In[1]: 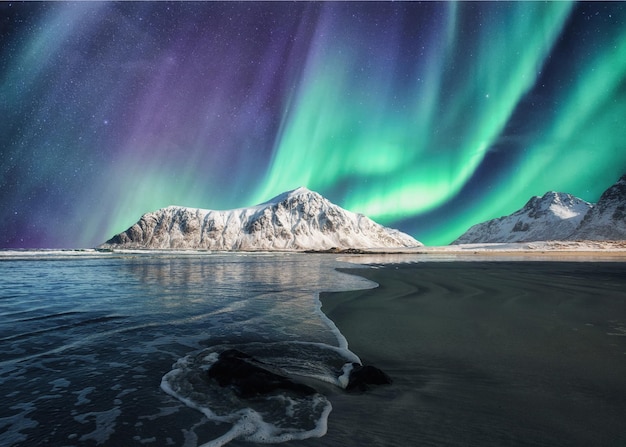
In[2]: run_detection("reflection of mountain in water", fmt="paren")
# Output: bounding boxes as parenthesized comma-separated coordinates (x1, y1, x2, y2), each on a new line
(125, 254, 384, 445)
(0, 253, 378, 446)
(123, 255, 376, 346)
(121, 254, 376, 347)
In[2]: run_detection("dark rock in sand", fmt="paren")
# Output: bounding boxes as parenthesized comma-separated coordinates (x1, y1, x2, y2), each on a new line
(346, 363, 393, 392)
(207, 349, 392, 397)
(207, 349, 317, 398)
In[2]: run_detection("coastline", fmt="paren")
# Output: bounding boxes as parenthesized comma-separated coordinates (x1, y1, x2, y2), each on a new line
(319, 260, 626, 446)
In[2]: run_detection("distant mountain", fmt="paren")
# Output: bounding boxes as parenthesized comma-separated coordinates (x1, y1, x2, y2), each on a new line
(453, 192, 593, 244)
(454, 174, 626, 244)
(99, 187, 421, 251)
(567, 174, 626, 240)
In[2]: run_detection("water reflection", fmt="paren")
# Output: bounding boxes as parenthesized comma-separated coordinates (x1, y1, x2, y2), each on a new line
(119, 253, 376, 346)
(0, 253, 376, 447)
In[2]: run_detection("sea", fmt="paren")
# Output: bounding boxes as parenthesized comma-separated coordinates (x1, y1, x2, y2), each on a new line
(2, 251, 625, 447)
(0, 251, 375, 447)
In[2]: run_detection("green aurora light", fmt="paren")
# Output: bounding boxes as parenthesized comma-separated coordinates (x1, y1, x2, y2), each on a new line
(2, 2, 626, 247)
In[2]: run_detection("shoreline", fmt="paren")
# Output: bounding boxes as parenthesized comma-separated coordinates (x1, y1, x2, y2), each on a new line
(319, 261, 626, 446)
(4, 239, 626, 257)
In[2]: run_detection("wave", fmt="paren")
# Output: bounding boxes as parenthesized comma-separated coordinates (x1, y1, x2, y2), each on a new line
(161, 341, 361, 446)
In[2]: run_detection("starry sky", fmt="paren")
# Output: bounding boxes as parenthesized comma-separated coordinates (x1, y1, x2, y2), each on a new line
(1, 1, 626, 248)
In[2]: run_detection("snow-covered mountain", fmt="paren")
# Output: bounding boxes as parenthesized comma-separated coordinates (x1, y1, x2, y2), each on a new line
(567, 174, 626, 240)
(453, 191, 593, 244)
(99, 187, 421, 251)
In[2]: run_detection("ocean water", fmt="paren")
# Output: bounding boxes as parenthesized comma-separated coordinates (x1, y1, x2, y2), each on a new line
(3, 252, 626, 447)
(0, 252, 375, 447)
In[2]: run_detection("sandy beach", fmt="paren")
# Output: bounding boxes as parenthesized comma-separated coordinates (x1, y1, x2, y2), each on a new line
(317, 260, 626, 446)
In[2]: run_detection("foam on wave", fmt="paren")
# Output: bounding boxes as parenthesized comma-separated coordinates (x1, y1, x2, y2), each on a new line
(161, 341, 360, 446)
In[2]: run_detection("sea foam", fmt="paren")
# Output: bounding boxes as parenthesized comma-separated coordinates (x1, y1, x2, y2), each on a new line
(161, 341, 361, 446)
(0, 253, 377, 446)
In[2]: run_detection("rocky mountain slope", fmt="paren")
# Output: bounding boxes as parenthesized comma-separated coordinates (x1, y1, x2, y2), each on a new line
(453, 192, 592, 244)
(567, 174, 626, 240)
(99, 187, 421, 251)
(454, 174, 626, 244)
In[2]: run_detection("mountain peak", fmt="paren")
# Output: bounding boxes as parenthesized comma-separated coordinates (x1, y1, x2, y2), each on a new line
(454, 173, 626, 244)
(99, 188, 421, 251)
(289, 186, 314, 196)
(454, 191, 592, 244)
(568, 174, 626, 240)
(263, 187, 318, 205)
(523, 191, 591, 220)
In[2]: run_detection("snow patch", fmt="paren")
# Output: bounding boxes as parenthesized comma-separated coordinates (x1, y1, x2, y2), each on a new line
(99, 188, 422, 251)
(454, 191, 592, 244)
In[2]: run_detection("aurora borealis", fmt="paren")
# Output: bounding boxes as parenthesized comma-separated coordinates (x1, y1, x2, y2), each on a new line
(1, 2, 626, 248)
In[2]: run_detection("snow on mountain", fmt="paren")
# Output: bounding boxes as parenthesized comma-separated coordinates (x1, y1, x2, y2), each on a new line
(453, 191, 593, 244)
(99, 187, 422, 251)
(567, 174, 626, 240)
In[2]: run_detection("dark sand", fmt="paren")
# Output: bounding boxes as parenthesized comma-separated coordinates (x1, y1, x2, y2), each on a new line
(315, 262, 626, 447)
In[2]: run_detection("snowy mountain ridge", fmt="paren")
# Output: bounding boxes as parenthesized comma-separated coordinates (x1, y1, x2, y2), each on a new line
(568, 174, 626, 240)
(99, 187, 421, 251)
(454, 174, 626, 244)
(453, 192, 592, 244)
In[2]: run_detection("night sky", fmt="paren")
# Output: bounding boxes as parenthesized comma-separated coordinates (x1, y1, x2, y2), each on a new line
(1, 1, 625, 248)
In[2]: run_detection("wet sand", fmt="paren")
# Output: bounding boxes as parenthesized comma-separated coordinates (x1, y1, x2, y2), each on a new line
(317, 261, 626, 446)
